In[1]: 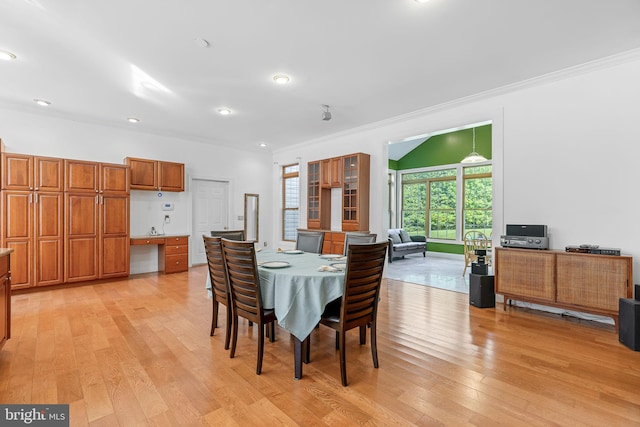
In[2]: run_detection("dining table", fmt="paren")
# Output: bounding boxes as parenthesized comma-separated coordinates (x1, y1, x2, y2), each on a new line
(206, 248, 346, 379)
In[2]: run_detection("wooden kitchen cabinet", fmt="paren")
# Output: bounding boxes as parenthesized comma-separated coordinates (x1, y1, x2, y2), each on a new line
(320, 157, 343, 189)
(1, 154, 64, 289)
(0, 250, 12, 350)
(125, 157, 184, 192)
(65, 162, 130, 282)
(322, 231, 345, 255)
(1, 153, 130, 288)
(160, 236, 189, 273)
(2, 153, 63, 192)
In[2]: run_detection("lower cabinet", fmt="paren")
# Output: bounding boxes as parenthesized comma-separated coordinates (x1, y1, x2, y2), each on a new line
(130, 236, 189, 274)
(65, 193, 130, 282)
(322, 232, 345, 255)
(160, 236, 189, 273)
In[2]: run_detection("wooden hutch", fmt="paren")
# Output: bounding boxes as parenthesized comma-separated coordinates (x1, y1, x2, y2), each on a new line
(305, 153, 370, 254)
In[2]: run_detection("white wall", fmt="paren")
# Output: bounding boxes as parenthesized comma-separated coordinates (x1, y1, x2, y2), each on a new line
(0, 109, 274, 273)
(272, 50, 640, 283)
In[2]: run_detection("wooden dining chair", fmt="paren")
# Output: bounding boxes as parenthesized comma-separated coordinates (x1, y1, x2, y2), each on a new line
(343, 232, 377, 255)
(202, 236, 232, 349)
(319, 241, 388, 386)
(462, 230, 489, 276)
(211, 229, 245, 241)
(220, 238, 276, 375)
(295, 230, 325, 253)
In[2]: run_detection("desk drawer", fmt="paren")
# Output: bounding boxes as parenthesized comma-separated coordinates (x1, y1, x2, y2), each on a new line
(165, 244, 188, 255)
(166, 236, 189, 245)
(131, 237, 165, 245)
(165, 254, 188, 273)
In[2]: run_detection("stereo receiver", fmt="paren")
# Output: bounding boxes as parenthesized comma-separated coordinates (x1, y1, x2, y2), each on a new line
(500, 235, 549, 250)
(500, 224, 549, 249)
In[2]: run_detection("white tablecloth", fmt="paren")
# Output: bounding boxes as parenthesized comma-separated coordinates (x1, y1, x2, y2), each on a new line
(206, 250, 345, 340)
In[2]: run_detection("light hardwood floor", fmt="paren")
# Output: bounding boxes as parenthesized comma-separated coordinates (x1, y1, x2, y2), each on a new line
(1, 265, 639, 426)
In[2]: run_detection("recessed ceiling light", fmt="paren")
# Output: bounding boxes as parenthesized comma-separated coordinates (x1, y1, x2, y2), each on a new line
(194, 38, 210, 48)
(127, 117, 140, 123)
(217, 108, 232, 116)
(258, 142, 267, 148)
(33, 99, 50, 107)
(273, 74, 290, 84)
(0, 50, 16, 61)
(415, 0, 429, 3)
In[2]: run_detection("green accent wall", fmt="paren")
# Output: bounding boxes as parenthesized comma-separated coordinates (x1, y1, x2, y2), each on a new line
(388, 124, 492, 169)
(388, 124, 492, 254)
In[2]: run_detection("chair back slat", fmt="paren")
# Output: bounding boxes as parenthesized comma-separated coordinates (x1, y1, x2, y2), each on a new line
(221, 239, 263, 322)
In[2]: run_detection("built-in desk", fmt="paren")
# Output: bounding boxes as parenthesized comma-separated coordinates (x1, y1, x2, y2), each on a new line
(130, 235, 189, 273)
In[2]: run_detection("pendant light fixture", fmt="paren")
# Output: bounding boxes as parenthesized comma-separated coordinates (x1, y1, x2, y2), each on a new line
(460, 127, 487, 163)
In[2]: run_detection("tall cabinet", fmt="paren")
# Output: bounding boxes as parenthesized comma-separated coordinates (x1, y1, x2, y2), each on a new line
(1, 154, 64, 289)
(306, 153, 370, 232)
(64, 160, 129, 283)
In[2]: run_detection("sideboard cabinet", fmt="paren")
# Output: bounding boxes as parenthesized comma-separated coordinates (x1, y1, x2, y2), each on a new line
(495, 247, 632, 325)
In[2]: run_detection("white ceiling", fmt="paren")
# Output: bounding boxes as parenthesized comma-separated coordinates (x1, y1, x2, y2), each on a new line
(2, 0, 640, 153)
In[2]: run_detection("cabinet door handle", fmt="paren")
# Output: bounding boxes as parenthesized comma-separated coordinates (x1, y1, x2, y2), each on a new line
(34, 193, 38, 204)
(146, 240, 150, 243)
(95, 195, 98, 204)
(28, 193, 32, 203)
(175, 246, 179, 249)
(34, 187, 39, 191)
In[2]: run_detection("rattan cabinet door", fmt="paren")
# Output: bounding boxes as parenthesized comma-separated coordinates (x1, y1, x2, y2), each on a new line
(495, 248, 555, 302)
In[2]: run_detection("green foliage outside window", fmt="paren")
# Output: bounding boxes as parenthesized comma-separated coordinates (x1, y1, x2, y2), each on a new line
(400, 165, 492, 240)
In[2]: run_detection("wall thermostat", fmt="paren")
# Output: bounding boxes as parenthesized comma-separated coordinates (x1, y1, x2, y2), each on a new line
(161, 202, 174, 211)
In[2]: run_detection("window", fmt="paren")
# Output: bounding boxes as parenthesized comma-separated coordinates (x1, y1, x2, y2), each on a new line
(402, 169, 456, 239)
(463, 165, 492, 236)
(282, 164, 299, 241)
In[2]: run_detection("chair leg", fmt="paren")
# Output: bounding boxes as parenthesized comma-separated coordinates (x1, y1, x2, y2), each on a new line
(257, 323, 265, 375)
(210, 299, 218, 336)
(230, 315, 239, 358)
(359, 325, 366, 345)
(370, 322, 379, 369)
(335, 331, 339, 350)
(304, 335, 310, 364)
(268, 321, 275, 343)
(223, 305, 232, 350)
(339, 331, 348, 386)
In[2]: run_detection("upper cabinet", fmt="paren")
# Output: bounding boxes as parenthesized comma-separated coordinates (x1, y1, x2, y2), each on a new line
(307, 153, 370, 232)
(2, 153, 63, 192)
(65, 160, 128, 194)
(125, 157, 184, 192)
(320, 157, 343, 189)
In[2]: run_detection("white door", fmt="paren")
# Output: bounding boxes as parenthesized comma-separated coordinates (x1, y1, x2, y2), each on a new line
(191, 179, 229, 265)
